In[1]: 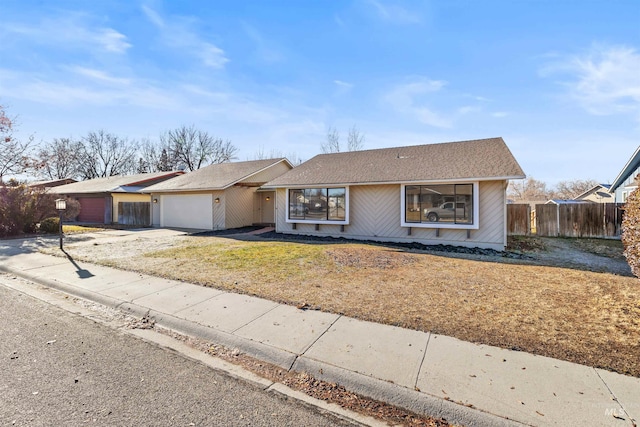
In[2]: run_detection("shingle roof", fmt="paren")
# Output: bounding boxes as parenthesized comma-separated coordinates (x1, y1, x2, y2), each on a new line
(28, 178, 77, 188)
(264, 137, 525, 187)
(144, 158, 290, 192)
(49, 171, 183, 194)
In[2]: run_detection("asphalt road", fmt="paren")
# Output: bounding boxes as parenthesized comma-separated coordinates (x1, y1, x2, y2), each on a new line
(0, 280, 359, 427)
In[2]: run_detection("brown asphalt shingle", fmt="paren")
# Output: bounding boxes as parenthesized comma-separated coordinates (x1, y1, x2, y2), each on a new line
(144, 158, 290, 192)
(49, 171, 183, 194)
(264, 137, 525, 187)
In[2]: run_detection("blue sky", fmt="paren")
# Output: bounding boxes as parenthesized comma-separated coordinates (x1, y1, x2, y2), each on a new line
(1, 0, 639, 186)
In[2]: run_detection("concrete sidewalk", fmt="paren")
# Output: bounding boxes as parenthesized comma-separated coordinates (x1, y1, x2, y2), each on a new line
(1, 235, 638, 426)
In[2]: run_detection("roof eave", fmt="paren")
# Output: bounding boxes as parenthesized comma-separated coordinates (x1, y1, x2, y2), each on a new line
(144, 186, 226, 193)
(145, 159, 290, 192)
(609, 146, 640, 193)
(263, 174, 526, 189)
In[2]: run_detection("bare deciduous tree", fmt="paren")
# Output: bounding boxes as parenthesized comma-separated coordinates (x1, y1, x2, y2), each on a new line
(0, 105, 33, 183)
(552, 179, 599, 200)
(76, 130, 138, 179)
(347, 125, 365, 151)
(321, 127, 341, 154)
(250, 147, 304, 166)
(160, 125, 237, 171)
(138, 138, 176, 173)
(321, 125, 365, 154)
(35, 137, 82, 180)
(507, 177, 551, 201)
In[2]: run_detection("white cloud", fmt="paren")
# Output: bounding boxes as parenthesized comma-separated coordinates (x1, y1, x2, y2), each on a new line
(69, 67, 132, 85)
(0, 68, 176, 109)
(491, 111, 509, 118)
(2, 15, 130, 54)
(365, 0, 421, 24)
(141, 5, 165, 28)
(94, 28, 131, 53)
(141, 5, 229, 69)
(543, 44, 640, 121)
(199, 44, 229, 69)
(413, 107, 451, 128)
(334, 80, 353, 88)
(383, 78, 451, 128)
(457, 106, 480, 115)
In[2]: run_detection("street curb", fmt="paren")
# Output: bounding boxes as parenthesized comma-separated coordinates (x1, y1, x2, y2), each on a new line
(0, 265, 125, 310)
(2, 264, 524, 427)
(0, 265, 300, 372)
(0, 274, 382, 427)
(118, 302, 299, 371)
(292, 356, 523, 427)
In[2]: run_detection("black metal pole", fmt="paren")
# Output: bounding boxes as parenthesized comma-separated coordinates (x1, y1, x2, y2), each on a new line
(59, 210, 63, 250)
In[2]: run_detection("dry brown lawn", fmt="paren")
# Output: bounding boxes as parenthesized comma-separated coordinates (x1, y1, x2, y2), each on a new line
(64, 234, 640, 377)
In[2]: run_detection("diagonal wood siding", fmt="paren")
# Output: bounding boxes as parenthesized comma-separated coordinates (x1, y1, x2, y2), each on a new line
(224, 186, 256, 229)
(349, 185, 400, 237)
(275, 181, 508, 250)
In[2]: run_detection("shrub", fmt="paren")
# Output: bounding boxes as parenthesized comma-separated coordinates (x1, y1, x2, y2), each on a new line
(39, 217, 60, 234)
(0, 182, 58, 237)
(621, 178, 640, 278)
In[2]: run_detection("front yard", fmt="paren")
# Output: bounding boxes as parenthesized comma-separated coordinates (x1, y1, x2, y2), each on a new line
(56, 232, 640, 377)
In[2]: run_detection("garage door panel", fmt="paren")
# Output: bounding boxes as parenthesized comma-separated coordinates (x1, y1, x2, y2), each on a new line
(77, 197, 105, 223)
(161, 195, 213, 229)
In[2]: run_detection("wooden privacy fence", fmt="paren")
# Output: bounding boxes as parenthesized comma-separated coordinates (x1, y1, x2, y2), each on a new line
(507, 204, 531, 236)
(118, 202, 150, 226)
(507, 203, 624, 238)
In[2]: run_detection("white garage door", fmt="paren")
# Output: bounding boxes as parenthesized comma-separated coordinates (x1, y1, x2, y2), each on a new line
(160, 194, 213, 230)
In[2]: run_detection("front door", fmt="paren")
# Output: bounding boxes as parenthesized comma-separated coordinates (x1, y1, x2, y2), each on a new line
(260, 192, 275, 225)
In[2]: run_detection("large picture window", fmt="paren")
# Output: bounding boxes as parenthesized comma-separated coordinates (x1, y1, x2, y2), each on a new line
(288, 187, 346, 222)
(405, 184, 474, 225)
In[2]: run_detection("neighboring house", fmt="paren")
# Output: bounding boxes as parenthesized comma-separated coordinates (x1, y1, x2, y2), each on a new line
(263, 137, 525, 251)
(50, 172, 184, 224)
(573, 184, 613, 203)
(28, 178, 77, 190)
(609, 145, 640, 203)
(144, 158, 293, 230)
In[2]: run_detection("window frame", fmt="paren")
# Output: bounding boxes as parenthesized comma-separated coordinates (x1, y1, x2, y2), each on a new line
(286, 186, 349, 225)
(400, 182, 480, 230)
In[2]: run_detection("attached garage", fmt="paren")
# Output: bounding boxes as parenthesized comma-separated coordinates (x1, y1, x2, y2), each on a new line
(160, 194, 213, 229)
(146, 158, 293, 231)
(77, 197, 106, 223)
